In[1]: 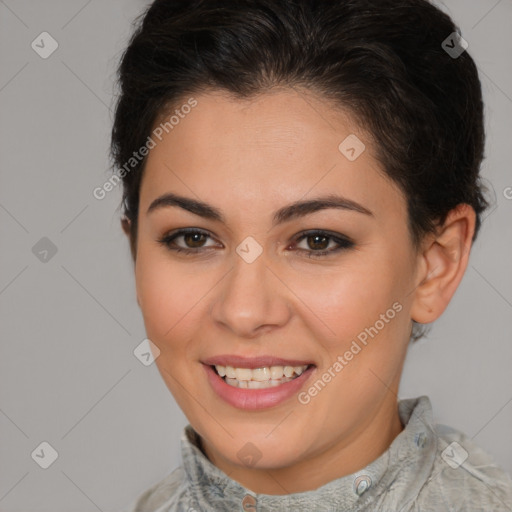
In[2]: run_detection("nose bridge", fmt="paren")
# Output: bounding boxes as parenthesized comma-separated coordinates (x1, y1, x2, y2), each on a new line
(210, 242, 290, 337)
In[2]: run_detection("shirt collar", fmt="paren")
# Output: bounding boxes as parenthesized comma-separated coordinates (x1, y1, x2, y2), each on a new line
(180, 396, 438, 511)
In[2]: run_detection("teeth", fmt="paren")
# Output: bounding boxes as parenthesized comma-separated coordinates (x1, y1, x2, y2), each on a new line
(294, 366, 305, 376)
(235, 368, 253, 381)
(225, 366, 236, 378)
(214, 364, 309, 385)
(247, 380, 266, 389)
(270, 366, 284, 379)
(225, 376, 295, 389)
(283, 366, 294, 377)
(252, 367, 271, 381)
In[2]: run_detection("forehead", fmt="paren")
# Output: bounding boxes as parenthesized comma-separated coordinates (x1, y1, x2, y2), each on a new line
(139, 88, 406, 224)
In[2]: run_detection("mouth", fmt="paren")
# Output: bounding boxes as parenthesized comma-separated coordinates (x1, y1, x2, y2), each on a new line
(211, 363, 313, 389)
(201, 355, 317, 409)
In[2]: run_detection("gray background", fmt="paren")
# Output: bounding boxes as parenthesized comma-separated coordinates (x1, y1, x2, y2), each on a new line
(0, 1, 511, 510)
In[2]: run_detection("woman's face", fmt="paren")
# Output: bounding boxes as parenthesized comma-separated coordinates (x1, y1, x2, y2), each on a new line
(133, 88, 422, 484)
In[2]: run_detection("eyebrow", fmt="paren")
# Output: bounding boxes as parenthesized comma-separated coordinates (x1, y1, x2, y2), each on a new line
(146, 192, 374, 226)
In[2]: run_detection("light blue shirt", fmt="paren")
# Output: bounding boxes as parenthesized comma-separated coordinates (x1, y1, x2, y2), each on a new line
(130, 396, 512, 511)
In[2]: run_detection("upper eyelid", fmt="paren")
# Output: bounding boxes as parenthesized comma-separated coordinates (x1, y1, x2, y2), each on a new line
(162, 228, 353, 248)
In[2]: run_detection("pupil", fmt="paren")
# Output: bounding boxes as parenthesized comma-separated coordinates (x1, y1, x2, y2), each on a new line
(185, 233, 205, 248)
(309, 235, 328, 250)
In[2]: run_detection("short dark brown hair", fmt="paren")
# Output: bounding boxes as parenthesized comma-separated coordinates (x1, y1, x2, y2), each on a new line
(110, 0, 490, 341)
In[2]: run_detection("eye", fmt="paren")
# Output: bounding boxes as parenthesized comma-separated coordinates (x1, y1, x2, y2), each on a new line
(157, 228, 354, 258)
(292, 230, 354, 258)
(157, 228, 219, 254)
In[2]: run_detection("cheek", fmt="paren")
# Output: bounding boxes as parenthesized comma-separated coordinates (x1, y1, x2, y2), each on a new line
(134, 250, 211, 414)
(135, 248, 206, 346)
(289, 257, 412, 423)
(292, 266, 409, 429)
(287, 255, 408, 351)
(320, 261, 410, 378)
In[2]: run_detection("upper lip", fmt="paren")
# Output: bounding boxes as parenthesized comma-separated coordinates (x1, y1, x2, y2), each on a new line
(202, 354, 315, 369)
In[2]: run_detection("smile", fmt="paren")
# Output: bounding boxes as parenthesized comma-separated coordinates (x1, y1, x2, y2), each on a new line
(213, 364, 309, 389)
(203, 359, 316, 409)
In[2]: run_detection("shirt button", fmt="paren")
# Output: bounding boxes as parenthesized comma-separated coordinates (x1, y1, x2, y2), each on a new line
(242, 494, 257, 510)
(415, 432, 428, 448)
(354, 475, 372, 496)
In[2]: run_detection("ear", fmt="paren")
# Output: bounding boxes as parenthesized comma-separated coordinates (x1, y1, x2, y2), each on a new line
(121, 216, 131, 236)
(121, 217, 137, 263)
(410, 204, 476, 324)
(121, 217, 142, 307)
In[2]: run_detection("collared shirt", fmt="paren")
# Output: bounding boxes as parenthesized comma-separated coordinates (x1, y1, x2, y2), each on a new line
(130, 396, 512, 511)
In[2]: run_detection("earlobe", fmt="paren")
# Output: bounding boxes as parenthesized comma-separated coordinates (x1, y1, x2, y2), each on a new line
(121, 217, 137, 262)
(410, 204, 475, 324)
(121, 217, 131, 236)
(122, 216, 142, 306)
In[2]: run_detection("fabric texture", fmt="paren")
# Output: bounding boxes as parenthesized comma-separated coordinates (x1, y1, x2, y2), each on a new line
(130, 396, 512, 511)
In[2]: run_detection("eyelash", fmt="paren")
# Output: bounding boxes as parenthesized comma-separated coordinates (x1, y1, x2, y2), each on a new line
(156, 228, 355, 259)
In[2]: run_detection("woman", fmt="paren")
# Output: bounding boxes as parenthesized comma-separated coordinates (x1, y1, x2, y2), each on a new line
(111, 0, 512, 510)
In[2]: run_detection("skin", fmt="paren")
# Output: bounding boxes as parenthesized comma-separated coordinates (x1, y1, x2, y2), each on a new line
(122, 87, 476, 495)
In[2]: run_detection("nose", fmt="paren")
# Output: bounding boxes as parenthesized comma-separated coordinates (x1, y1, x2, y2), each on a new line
(210, 246, 292, 339)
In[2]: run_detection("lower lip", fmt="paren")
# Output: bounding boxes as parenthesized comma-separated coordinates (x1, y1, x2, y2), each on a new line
(203, 364, 316, 410)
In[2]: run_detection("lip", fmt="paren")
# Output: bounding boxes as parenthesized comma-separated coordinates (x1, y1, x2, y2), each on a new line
(202, 354, 314, 369)
(203, 362, 316, 410)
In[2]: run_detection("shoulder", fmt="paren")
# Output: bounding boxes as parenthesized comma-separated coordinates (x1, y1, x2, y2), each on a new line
(129, 466, 189, 512)
(415, 423, 512, 511)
